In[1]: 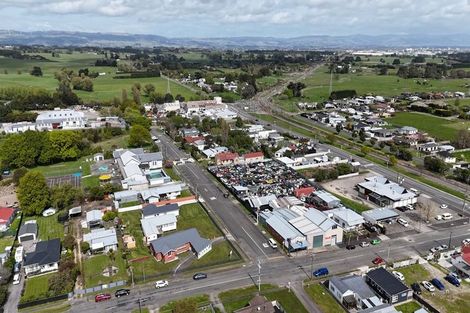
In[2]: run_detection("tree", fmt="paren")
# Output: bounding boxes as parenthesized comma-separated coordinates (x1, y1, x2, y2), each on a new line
(18, 171, 49, 216)
(326, 133, 336, 144)
(379, 67, 388, 75)
(424, 156, 448, 174)
(149, 92, 164, 104)
(128, 125, 152, 147)
(388, 155, 398, 167)
(12, 167, 28, 186)
(63, 234, 76, 251)
(240, 84, 256, 99)
(286, 82, 306, 97)
(143, 84, 155, 95)
(164, 93, 174, 103)
(358, 129, 366, 142)
(235, 116, 244, 128)
(361, 146, 371, 156)
(102, 211, 118, 222)
(397, 148, 413, 161)
(81, 241, 90, 253)
(53, 82, 80, 106)
(50, 184, 82, 210)
(455, 129, 470, 149)
(30, 66, 43, 77)
(335, 123, 343, 134)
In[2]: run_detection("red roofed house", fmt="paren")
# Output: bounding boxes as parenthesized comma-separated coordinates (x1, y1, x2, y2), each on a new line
(215, 152, 240, 166)
(294, 187, 315, 199)
(243, 152, 264, 164)
(451, 244, 470, 278)
(462, 245, 470, 265)
(184, 136, 206, 150)
(0, 207, 16, 231)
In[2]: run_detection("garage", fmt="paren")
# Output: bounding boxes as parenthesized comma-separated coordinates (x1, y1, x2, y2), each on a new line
(18, 221, 38, 244)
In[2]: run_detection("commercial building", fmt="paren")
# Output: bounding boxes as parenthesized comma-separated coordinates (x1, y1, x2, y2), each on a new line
(357, 176, 417, 208)
(325, 207, 365, 231)
(36, 109, 87, 130)
(362, 208, 399, 224)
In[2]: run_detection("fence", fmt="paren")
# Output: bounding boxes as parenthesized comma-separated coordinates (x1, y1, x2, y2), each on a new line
(74, 280, 127, 295)
(17, 293, 69, 309)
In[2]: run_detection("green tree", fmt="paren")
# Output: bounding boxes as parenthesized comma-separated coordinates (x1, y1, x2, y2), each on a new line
(143, 84, 155, 96)
(102, 211, 118, 222)
(12, 167, 28, 186)
(128, 125, 152, 147)
(63, 234, 76, 251)
(81, 241, 90, 253)
(424, 156, 448, 174)
(361, 146, 371, 156)
(18, 171, 50, 216)
(30, 66, 43, 77)
(397, 148, 413, 161)
(388, 155, 398, 167)
(50, 184, 83, 210)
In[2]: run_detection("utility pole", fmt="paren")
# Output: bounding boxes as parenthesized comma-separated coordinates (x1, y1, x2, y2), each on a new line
(257, 258, 261, 292)
(310, 253, 314, 280)
(448, 231, 453, 248)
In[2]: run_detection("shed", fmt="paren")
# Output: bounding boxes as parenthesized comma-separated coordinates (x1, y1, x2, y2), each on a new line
(94, 153, 104, 162)
(362, 208, 399, 224)
(69, 206, 82, 218)
(18, 221, 38, 243)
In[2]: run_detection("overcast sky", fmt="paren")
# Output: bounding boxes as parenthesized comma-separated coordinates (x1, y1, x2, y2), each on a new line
(1, 0, 469, 37)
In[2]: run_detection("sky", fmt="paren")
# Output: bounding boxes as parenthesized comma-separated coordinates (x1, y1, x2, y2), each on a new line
(1, 0, 470, 37)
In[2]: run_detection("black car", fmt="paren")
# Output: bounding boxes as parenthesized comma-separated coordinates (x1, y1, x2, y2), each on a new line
(411, 283, 421, 295)
(193, 273, 208, 280)
(115, 289, 130, 298)
(346, 245, 356, 250)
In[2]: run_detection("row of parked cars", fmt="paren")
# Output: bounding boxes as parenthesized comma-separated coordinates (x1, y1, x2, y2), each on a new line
(409, 272, 463, 296)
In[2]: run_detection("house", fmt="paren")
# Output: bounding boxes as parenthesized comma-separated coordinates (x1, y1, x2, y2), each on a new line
(417, 142, 439, 154)
(289, 209, 343, 248)
(451, 244, 470, 278)
(113, 183, 183, 208)
(202, 146, 228, 159)
(141, 215, 177, 244)
(36, 109, 87, 130)
(142, 203, 180, 219)
(365, 267, 413, 304)
(86, 210, 103, 228)
(397, 126, 418, 135)
(294, 187, 315, 200)
(357, 176, 417, 208)
(215, 152, 240, 165)
(0, 207, 16, 231)
(93, 153, 104, 162)
(371, 129, 395, 141)
(436, 151, 456, 164)
(149, 228, 212, 263)
(83, 228, 118, 253)
(329, 275, 382, 310)
(18, 221, 38, 243)
(234, 295, 284, 313)
(179, 127, 199, 137)
(23, 238, 61, 276)
(243, 152, 264, 164)
(438, 144, 455, 153)
(0, 121, 36, 134)
(325, 207, 365, 231)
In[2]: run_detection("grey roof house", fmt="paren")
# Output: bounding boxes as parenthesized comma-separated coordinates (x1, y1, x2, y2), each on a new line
(365, 268, 412, 304)
(18, 221, 38, 243)
(83, 228, 118, 253)
(329, 274, 382, 310)
(86, 210, 104, 228)
(142, 203, 180, 219)
(24, 238, 61, 276)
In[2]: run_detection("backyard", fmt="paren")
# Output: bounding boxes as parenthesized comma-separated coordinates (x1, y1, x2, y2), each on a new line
(177, 203, 222, 239)
(395, 301, 422, 313)
(188, 241, 240, 270)
(32, 157, 91, 177)
(24, 215, 65, 240)
(397, 263, 431, 286)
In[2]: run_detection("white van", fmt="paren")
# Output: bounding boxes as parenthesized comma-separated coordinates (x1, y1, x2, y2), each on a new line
(13, 273, 20, 285)
(268, 238, 278, 249)
(397, 218, 409, 227)
(442, 213, 453, 220)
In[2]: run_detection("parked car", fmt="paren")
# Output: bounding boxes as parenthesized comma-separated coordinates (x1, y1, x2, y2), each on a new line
(445, 274, 461, 287)
(346, 245, 356, 250)
(438, 244, 448, 251)
(372, 257, 384, 265)
(440, 204, 448, 210)
(14, 262, 21, 273)
(313, 267, 329, 277)
(12, 273, 20, 285)
(115, 289, 130, 298)
(360, 241, 370, 247)
(155, 280, 169, 288)
(462, 238, 470, 245)
(95, 293, 112, 302)
(435, 215, 443, 221)
(406, 204, 415, 210)
(431, 278, 445, 291)
(392, 271, 405, 281)
(193, 273, 208, 280)
(430, 247, 439, 253)
(371, 239, 381, 245)
(268, 238, 278, 249)
(442, 213, 453, 220)
(450, 272, 462, 283)
(397, 218, 409, 227)
(42, 207, 57, 217)
(421, 281, 435, 292)
(411, 282, 422, 295)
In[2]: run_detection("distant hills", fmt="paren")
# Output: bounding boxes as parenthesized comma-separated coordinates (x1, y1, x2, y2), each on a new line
(1, 30, 470, 49)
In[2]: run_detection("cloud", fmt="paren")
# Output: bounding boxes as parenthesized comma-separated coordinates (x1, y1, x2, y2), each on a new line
(0, 0, 469, 36)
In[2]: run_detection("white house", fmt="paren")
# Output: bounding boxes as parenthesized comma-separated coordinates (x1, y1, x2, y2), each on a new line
(36, 109, 87, 130)
(324, 207, 365, 231)
(329, 275, 383, 310)
(1, 122, 36, 134)
(23, 239, 61, 276)
(141, 215, 177, 244)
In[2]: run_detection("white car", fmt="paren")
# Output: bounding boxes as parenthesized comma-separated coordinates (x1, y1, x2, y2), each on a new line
(440, 204, 448, 210)
(435, 215, 443, 221)
(422, 281, 435, 292)
(13, 273, 20, 285)
(462, 238, 470, 245)
(406, 204, 414, 210)
(392, 271, 405, 281)
(442, 213, 453, 220)
(430, 247, 439, 253)
(438, 244, 448, 251)
(42, 208, 57, 217)
(360, 241, 370, 247)
(397, 218, 409, 227)
(155, 280, 169, 288)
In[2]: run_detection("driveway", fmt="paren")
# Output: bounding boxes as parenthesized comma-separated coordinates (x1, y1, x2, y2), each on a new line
(4, 272, 24, 313)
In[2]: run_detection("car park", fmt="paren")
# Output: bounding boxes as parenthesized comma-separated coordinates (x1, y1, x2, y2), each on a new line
(372, 257, 384, 265)
(268, 238, 278, 249)
(392, 271, 405, 281)
(411, 282, 422, 294)
(193, 273, 208, 280)
(371, 239, 381, 245)
(445, 274, 461, 287)
(397, 218, 409, 227)
(115, 289, 130, 298)
(346, 245, 356, 250)
(313, 267, 329, 277)
(421, 281, 435, 292)
(95, 293, 111, 302)
(360, 241, 370, 247)
(155, 280, 169, 288)
(431, 278, 445, 291)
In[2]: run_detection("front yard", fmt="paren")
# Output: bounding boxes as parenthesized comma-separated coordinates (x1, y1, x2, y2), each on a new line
(304, 283, 344, 313)
(82, 250, 128, 288)
(397, 263, 431, 286)
(21, 273, 54, 302)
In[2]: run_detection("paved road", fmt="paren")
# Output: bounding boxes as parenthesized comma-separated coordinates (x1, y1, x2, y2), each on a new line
(154, 129, 280, 261)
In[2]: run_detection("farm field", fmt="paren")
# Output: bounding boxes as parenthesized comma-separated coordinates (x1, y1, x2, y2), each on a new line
(386, 112, 470, 141)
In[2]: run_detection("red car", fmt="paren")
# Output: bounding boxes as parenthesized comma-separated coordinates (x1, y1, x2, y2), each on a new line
(372, 257, 384, 265)
(95, 293, 112, 302)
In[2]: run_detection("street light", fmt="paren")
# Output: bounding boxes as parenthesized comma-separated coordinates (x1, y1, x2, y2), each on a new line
(310, 253, 314, 280)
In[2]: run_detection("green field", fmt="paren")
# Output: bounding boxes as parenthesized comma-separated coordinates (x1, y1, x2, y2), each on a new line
(160, 294, 210, 313)
(24, 215, 65, 240)
(304, 283, 344, 313)
(21, 273, 54, 302)
(177, 203, 222, 239)
(277, 65, 470, 106)
(0, 52, 200, 102)
(82, 250, 128, 287)
(32, 157, 91, 177)
(397, 264, 431, 286)
(395, 301, 422, 313)
(188, 241, 240, 269)
(0, 236, 14, 252)
(220, 284, 308, 313)
(454, 150, 470, 162)
(386, 112, 470, 141)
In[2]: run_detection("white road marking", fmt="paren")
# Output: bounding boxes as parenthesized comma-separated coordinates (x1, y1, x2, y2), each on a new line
(241, 226, 268, 258)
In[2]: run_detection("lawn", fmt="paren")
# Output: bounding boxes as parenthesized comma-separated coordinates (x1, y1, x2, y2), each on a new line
(131, 309, 150, 313)
(395, 301, 422, 313)
(454, 150, 470, 162)
(397, 264, 431, 286)
(24, 215, 65, 240)
(82, 250, 128, 288)
(160, 294, 210, 313)
(386, 112, 470, 141)
(0, 236, 15, 252)
(425, 292, 470, 313)
(220, 284, 308, 313)
(21, 273, 54, 302)
(91, 134, 129, 151)
(163, 167, 180, 181)
(81, 175, 100, 188)
(304, 283, 344, 313)
(32, 157, 92, 177)
(178, 203, 222, 239)
(188, 241, 240, 270)
(329, 191, 371, 213)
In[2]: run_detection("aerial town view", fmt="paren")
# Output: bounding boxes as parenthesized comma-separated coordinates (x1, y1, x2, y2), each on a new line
(0, 1, 470, 313)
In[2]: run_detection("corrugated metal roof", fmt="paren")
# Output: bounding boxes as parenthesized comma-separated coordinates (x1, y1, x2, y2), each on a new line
(362, 208, 399, 222)
(141, 215, 177, 237)
(83, 228, 118, 248)
(149, 228, 210, 255)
